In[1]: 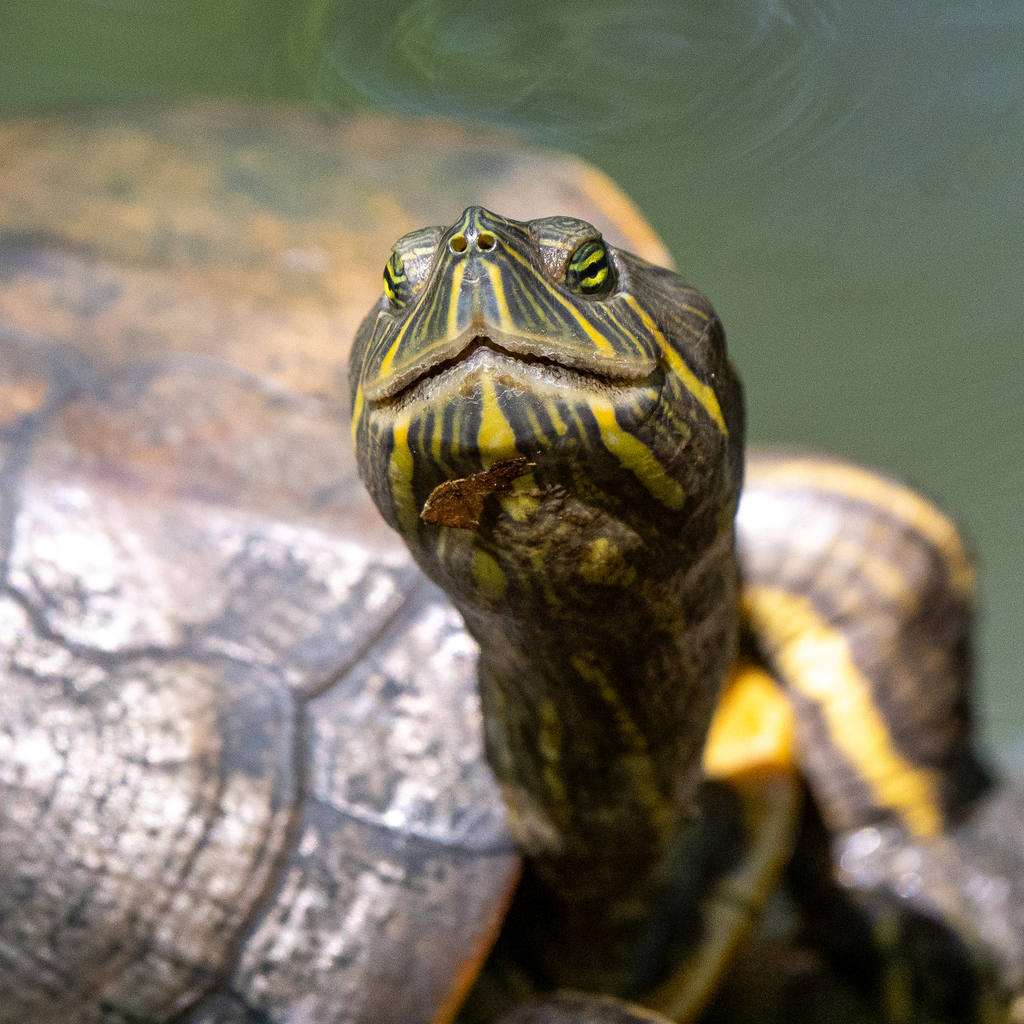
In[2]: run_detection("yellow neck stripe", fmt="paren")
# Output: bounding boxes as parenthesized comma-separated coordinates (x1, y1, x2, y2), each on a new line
(476, 376, 518, 465)
(622, 295, 727, 435)
(388, 411, 419, 535)
(590, 399, 687, 509)
(350, 385, 364, 442)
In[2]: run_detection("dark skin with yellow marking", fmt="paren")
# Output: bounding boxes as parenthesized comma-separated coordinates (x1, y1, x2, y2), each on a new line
(458, 470, 740, 995)
(354, 208, 1024, 1023)
(352, 208, 745, 997)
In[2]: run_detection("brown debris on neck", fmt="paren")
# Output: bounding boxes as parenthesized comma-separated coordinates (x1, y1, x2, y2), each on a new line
(421, 456, 536, 529)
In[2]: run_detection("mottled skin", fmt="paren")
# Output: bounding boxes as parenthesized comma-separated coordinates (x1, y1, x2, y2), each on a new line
(353, 208, 1024, 1021)
(351, 207, 746, 994)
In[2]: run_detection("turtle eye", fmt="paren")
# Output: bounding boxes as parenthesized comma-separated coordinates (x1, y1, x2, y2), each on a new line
(383, 251, 414, 309)
(565, 240, 615, 298)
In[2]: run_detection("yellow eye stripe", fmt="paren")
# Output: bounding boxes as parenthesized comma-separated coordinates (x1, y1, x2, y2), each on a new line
(622, 294, 727, 436)
(573, 246, 605, 271)
(383, 232, 446, 307)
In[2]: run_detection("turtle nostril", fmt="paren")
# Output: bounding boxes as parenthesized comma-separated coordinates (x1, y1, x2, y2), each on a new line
(449, 234, 468, 254)
(477, 232, 496, 251)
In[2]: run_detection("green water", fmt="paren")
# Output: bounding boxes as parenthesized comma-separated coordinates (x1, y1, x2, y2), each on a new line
(2, 0, 1022, 755)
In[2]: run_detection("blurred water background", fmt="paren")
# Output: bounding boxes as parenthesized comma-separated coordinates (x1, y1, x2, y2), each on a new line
(2, 0, 1022, 760)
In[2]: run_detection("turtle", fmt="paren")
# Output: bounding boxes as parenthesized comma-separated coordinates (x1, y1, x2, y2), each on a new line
(0, 100, 1022, 1024)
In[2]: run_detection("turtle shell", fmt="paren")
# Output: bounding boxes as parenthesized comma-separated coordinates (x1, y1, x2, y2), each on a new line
(0, 102, 672, 1024)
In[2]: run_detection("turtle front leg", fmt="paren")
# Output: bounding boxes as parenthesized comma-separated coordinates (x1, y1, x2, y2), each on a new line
(737, 450, 1024, 1019)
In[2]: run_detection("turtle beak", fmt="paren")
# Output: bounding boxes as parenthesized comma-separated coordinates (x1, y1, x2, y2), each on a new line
(361, 207, 656, 404)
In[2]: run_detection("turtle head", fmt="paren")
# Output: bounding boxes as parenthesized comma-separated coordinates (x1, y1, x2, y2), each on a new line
(350, 207, 744, 624)
(352, 210, 746, 982)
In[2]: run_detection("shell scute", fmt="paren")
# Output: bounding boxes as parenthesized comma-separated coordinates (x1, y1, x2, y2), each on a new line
(0, 101, 663, 1023)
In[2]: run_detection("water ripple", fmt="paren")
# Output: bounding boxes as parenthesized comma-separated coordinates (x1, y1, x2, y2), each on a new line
(316, 0, 863, 174)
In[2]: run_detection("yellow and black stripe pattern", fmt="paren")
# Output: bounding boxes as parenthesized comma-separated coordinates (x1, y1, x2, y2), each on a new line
(564, 239, 615, 297)
(358, 209, 661, 402)
(736, 450, 988, 839)
(350, 207, 743, 566)
(350, 208, 747, 993)
(347, 208, 1012, 1008)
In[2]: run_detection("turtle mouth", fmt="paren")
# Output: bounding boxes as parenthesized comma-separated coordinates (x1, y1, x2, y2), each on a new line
(370, 334, 655, 410)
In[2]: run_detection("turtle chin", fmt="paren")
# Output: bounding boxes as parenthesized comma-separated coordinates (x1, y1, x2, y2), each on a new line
(410, 456, 667, 628)
(356, 350, 667, 543)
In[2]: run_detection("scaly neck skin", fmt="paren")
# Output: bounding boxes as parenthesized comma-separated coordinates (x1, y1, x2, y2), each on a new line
(422, 480, 741, 993)
(348, 210, 749, 995)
